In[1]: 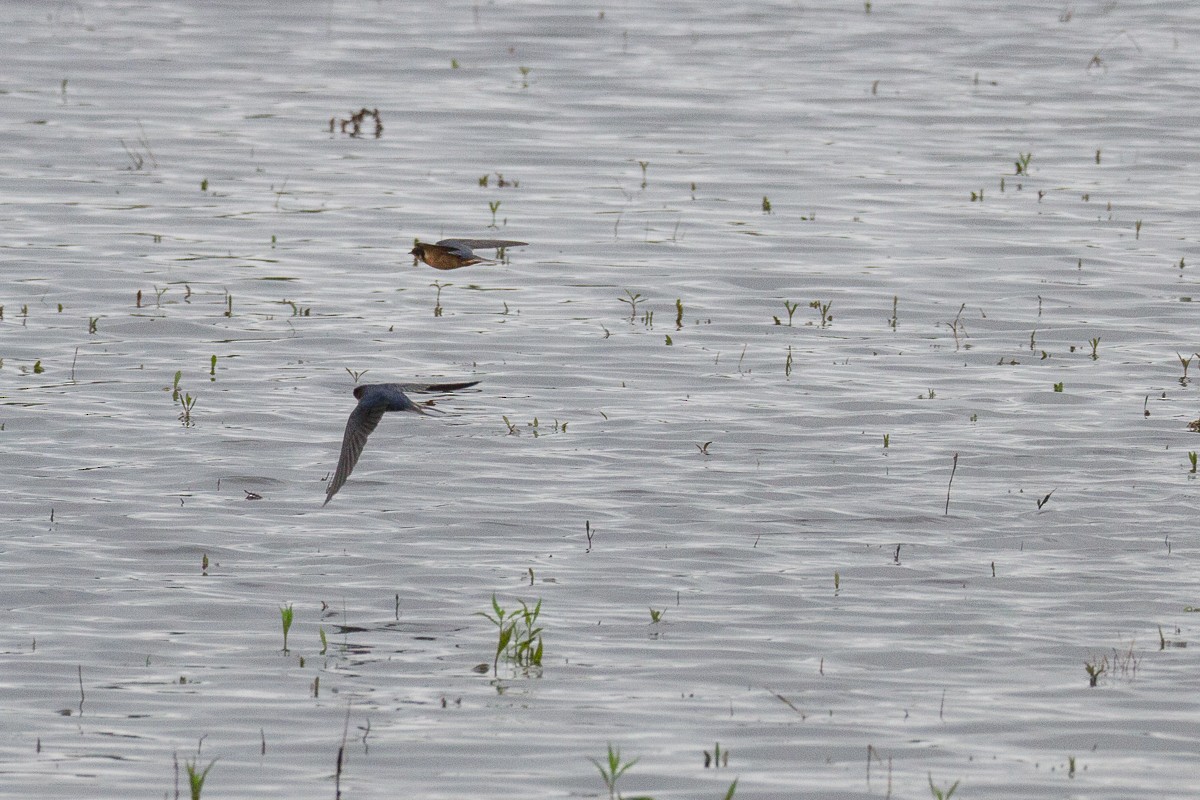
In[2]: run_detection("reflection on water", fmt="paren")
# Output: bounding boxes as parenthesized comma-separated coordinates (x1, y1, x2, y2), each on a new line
(1, 1, 1198, 798)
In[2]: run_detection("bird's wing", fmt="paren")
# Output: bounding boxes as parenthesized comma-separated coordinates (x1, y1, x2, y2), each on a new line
(323, 402, 387, 505)
(395, 380, 481, 394)
(436, 239, 528, 256)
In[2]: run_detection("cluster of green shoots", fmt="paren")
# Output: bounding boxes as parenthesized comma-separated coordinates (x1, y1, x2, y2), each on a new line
(590, 743, 738, 800)
(502, 415, 566, 436)
(172, 370, 197, 427)
(771, 299, 831, 327)
(477, 594, 543, 677)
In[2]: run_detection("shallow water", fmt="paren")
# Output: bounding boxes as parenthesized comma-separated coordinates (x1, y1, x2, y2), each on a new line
(2, 1, 1198, 798)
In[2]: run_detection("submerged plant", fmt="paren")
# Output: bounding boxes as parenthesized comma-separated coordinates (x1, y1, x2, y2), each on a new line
(782, 300, 799, 326)
(185, 757, 216, 800)
(430, 280, 450, 317)
(928, 774, 960, 799)
(618, 289, 643, 320)
(477, 594, 543, 676)
(809, 299, 832, 327)
(704, 742, 729, 768)
(589, 744, 640, 800)
(1084, 654, 1108, 687)
(178, 394, 197, 427)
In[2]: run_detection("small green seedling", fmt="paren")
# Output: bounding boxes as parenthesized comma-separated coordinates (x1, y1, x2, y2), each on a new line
(1068, 755, 1076, 778)
(178, 394, 197, 427)
(1053, 381, 1064, 392)
(281, 299, 311, 316)
(675, 298, 683, 329)
(1088, 337, 1100, 359)
(618, 289, 643, 320)
(185, 757, 216, 800)
(970, 188, 984, 202)
(319, 627, 328, 655)
(928, 774, 959, 799)
(430, 280, 450, 317)
(1188, 452, 1197, 474)
(209, 355, 217, 379)
(1177, 353, 1191, 383)
(882, 434, 890, 448)
(1014, 152, 1032, 175)
(89, 317, 98, 334)
(1085, 655, 1107, 687)
(488, 200, 501, 228)
(665, 334, 672, 345)
(502, 416, 519, 435)
(589, 744, 642, 800)
(762, 196, 772, 214)
(833, 571, 840, 593)
(649, 608, 665, 624)
(33, 360, 44, 374)
(280, 604, 294, 653)
(200, 178, 208, 192)
(704, 742, 729, 768)
(518, 66, 531, 87)
(809, 299, 832, 327)
(783, 300, 799, 326)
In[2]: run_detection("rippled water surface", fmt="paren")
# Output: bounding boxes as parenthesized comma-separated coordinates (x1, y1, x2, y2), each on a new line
(2, 2, 1199, 797)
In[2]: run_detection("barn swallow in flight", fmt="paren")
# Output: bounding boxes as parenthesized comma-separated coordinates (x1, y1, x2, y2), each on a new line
(410, 239, 528, 270)
(323, 380, 479, 505)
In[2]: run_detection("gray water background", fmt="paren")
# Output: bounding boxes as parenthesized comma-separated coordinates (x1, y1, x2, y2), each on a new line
(1, 1, 1198, 797)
